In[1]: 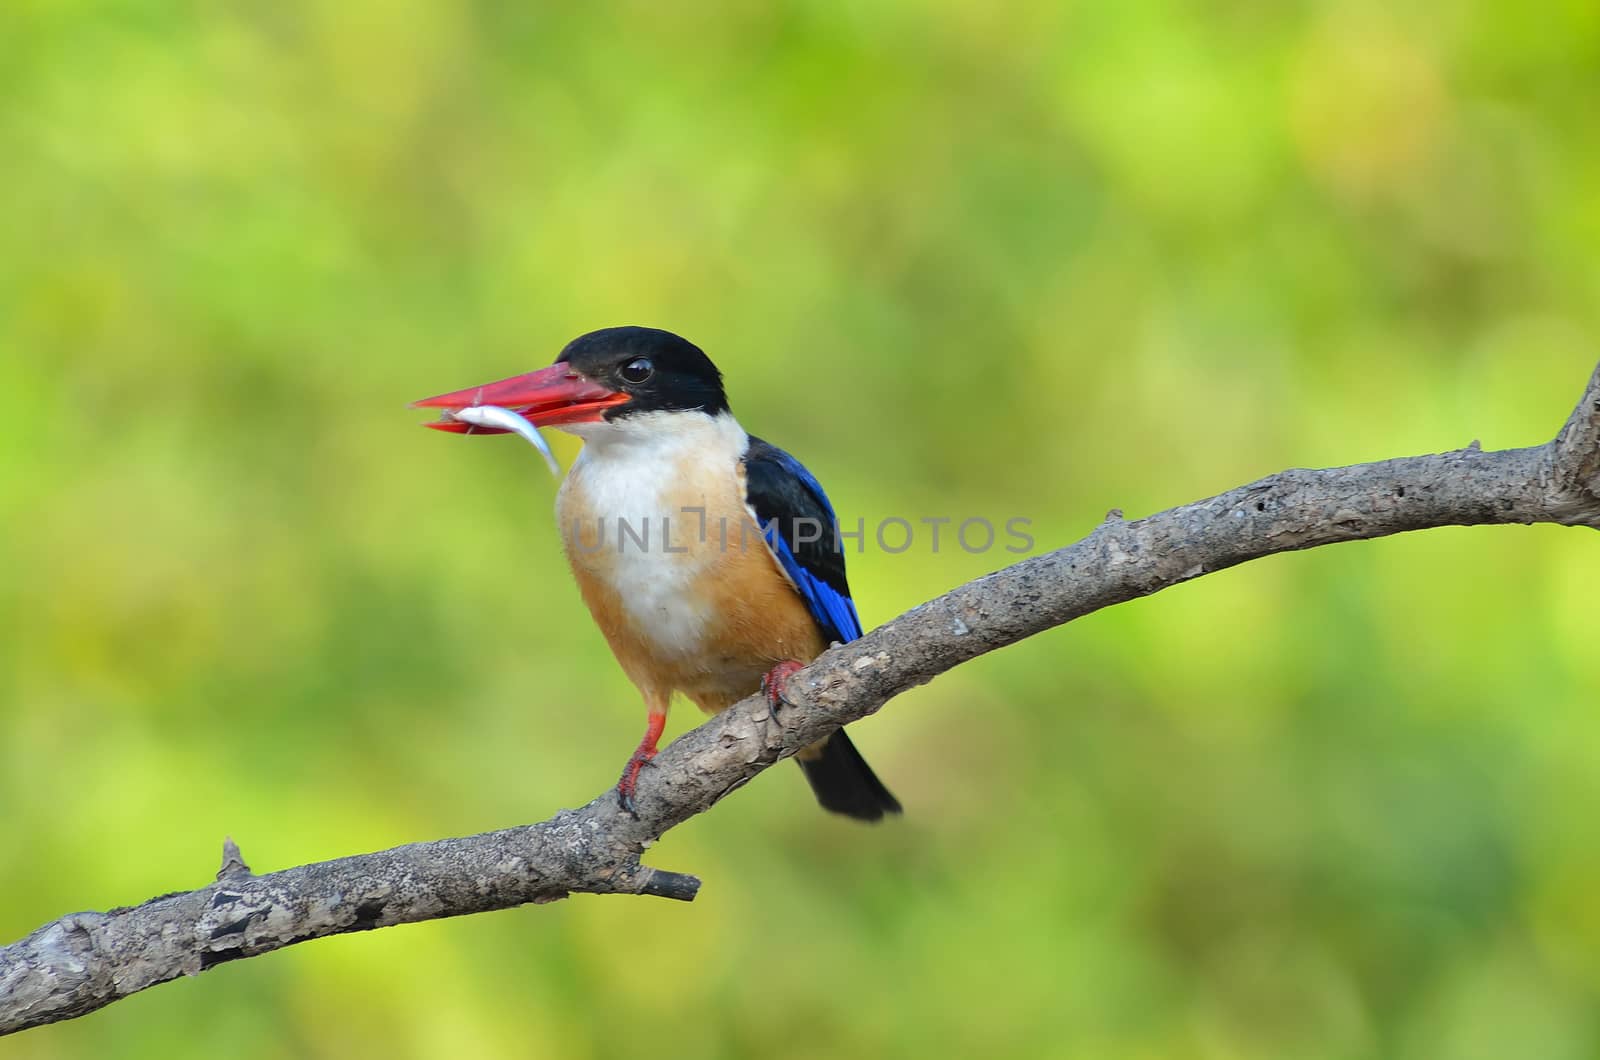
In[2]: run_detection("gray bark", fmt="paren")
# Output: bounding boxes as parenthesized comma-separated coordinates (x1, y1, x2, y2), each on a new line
(4, 363, 1598, 1037)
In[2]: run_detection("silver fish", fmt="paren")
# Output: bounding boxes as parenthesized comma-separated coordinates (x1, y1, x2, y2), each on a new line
(447, 404, 562, 477)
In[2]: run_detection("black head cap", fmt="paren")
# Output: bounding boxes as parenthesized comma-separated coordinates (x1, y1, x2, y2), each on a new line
(557, 327, 729, 419)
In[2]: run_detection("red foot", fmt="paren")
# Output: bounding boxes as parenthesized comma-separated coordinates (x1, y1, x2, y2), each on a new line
(616, 749, 656, 816)
(616, 711, 667, 817)
(761, 660, 806, 710)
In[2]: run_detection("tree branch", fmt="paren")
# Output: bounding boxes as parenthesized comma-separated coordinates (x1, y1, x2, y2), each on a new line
(4, 363, 1598, 1037)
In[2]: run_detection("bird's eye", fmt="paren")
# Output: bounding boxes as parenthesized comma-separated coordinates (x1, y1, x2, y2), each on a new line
(620, 358, 653, 384)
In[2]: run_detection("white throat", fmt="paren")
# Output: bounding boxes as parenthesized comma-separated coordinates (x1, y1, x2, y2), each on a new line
(557, 410, 749, 521)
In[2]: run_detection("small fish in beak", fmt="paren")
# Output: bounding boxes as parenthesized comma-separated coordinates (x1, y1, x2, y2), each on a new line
(444, 404, 562, 477)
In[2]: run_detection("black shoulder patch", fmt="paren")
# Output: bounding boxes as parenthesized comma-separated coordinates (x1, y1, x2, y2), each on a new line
(743, 435, 851, 599)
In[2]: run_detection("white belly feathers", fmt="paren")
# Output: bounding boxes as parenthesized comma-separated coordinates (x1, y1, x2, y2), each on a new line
(555, 410, 756, 666)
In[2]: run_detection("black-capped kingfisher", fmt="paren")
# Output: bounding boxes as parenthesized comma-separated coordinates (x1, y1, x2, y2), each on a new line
(412, 326, 901, 821)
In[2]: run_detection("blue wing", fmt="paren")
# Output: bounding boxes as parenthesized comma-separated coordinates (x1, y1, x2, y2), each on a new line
(743, 436, 863, 646)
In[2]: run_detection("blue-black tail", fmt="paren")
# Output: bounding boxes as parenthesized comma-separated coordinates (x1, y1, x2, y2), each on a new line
(797, 730, 902, 822)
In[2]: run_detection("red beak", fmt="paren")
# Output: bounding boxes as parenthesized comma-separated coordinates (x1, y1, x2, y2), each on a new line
(410, 363, 630, 434)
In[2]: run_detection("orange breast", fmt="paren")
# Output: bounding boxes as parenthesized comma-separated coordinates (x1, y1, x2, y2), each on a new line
(559, 438, 826, 716)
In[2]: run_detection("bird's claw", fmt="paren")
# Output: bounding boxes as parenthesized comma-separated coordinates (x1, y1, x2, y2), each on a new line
(760, 660, 806, 713)
(615, 748, 657, 818)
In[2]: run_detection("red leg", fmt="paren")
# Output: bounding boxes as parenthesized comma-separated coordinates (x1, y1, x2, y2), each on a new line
(616, 709, 667, 816)
(761, 660, 806, 710)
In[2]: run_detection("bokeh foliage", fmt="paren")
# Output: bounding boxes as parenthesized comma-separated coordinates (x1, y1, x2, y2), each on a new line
(3, 2, 1599, 1057)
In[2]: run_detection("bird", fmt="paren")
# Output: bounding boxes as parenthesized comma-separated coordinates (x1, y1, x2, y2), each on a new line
(412, 326, 901, 821)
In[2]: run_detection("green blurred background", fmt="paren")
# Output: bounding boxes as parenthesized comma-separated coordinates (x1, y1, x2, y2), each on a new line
(4, 2, 1599, 1057)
